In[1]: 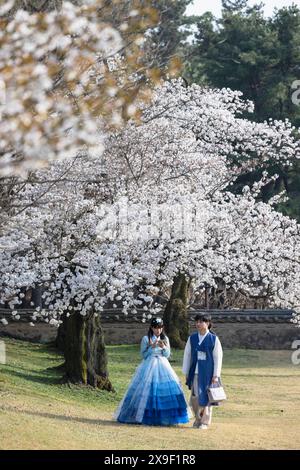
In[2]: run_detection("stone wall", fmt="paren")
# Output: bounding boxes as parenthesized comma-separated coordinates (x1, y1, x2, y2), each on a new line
(0, 321, 58, 344)
(209, 323, 298, 350)
(0, 319, 298, 349)
(102, 321, 299, 350)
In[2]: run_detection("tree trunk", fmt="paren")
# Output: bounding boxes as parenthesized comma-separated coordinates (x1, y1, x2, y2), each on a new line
(62, 310, 113, 391)
(163, 273, 190, 349)
(55, 312, 67, 353)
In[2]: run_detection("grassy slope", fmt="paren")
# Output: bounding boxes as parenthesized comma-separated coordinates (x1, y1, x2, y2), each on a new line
(0, 338, 299, 450)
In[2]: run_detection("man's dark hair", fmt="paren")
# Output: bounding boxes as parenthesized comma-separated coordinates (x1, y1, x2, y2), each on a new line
(194, 314, 212, 330)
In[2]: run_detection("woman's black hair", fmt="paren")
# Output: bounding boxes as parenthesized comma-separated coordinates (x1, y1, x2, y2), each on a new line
(147, 317, 166, 341)
(194, 313, 212, 330)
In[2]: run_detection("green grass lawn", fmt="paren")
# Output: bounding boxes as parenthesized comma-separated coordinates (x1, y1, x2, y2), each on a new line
(0, 338, 300, 449)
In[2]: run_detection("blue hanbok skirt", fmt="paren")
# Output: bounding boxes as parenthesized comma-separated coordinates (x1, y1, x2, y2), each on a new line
(114, 355, 191, 426)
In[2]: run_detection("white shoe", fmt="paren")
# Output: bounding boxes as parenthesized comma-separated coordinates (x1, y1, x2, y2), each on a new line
(198, 424, 208, 430)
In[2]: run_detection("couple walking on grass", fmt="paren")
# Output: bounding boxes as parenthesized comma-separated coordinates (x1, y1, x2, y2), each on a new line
(114, 314, 223, 429)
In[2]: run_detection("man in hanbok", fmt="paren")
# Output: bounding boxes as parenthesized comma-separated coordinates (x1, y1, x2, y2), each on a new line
(182, 314, 223, 429)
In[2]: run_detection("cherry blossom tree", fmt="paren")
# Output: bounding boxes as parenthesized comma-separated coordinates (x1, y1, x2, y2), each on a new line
(0, 0, 180, 387)
(0, 0, 183, 242)
(0, 156, 119, 389)
(0, 0, 174, 178)
(103, 79, 300, 345)
(1, 80, 300, 388)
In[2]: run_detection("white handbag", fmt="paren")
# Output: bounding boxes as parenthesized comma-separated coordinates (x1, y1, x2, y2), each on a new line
(207, 380, 227, 404)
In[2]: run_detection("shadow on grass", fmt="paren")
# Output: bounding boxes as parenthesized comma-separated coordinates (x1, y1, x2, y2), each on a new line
(1, 405, 129, 427)
(3, 366, 63, 385)
(3, 367, 121, 398)
(4, 337, 57, 351)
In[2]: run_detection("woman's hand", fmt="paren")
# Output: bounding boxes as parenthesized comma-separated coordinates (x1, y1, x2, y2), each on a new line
(149, 338, 158, 348)
(211, 376, 218, 385)
(157, 340, 165, 349)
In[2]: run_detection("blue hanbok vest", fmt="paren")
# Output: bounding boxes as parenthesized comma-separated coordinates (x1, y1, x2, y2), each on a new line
(186, 331, 216, 406)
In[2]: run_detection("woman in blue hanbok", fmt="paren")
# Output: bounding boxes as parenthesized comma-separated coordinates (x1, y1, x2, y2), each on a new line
(115, 317, 191, 426)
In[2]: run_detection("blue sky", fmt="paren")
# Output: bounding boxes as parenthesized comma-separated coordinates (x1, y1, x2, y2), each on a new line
(186, 0, 298, 18)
